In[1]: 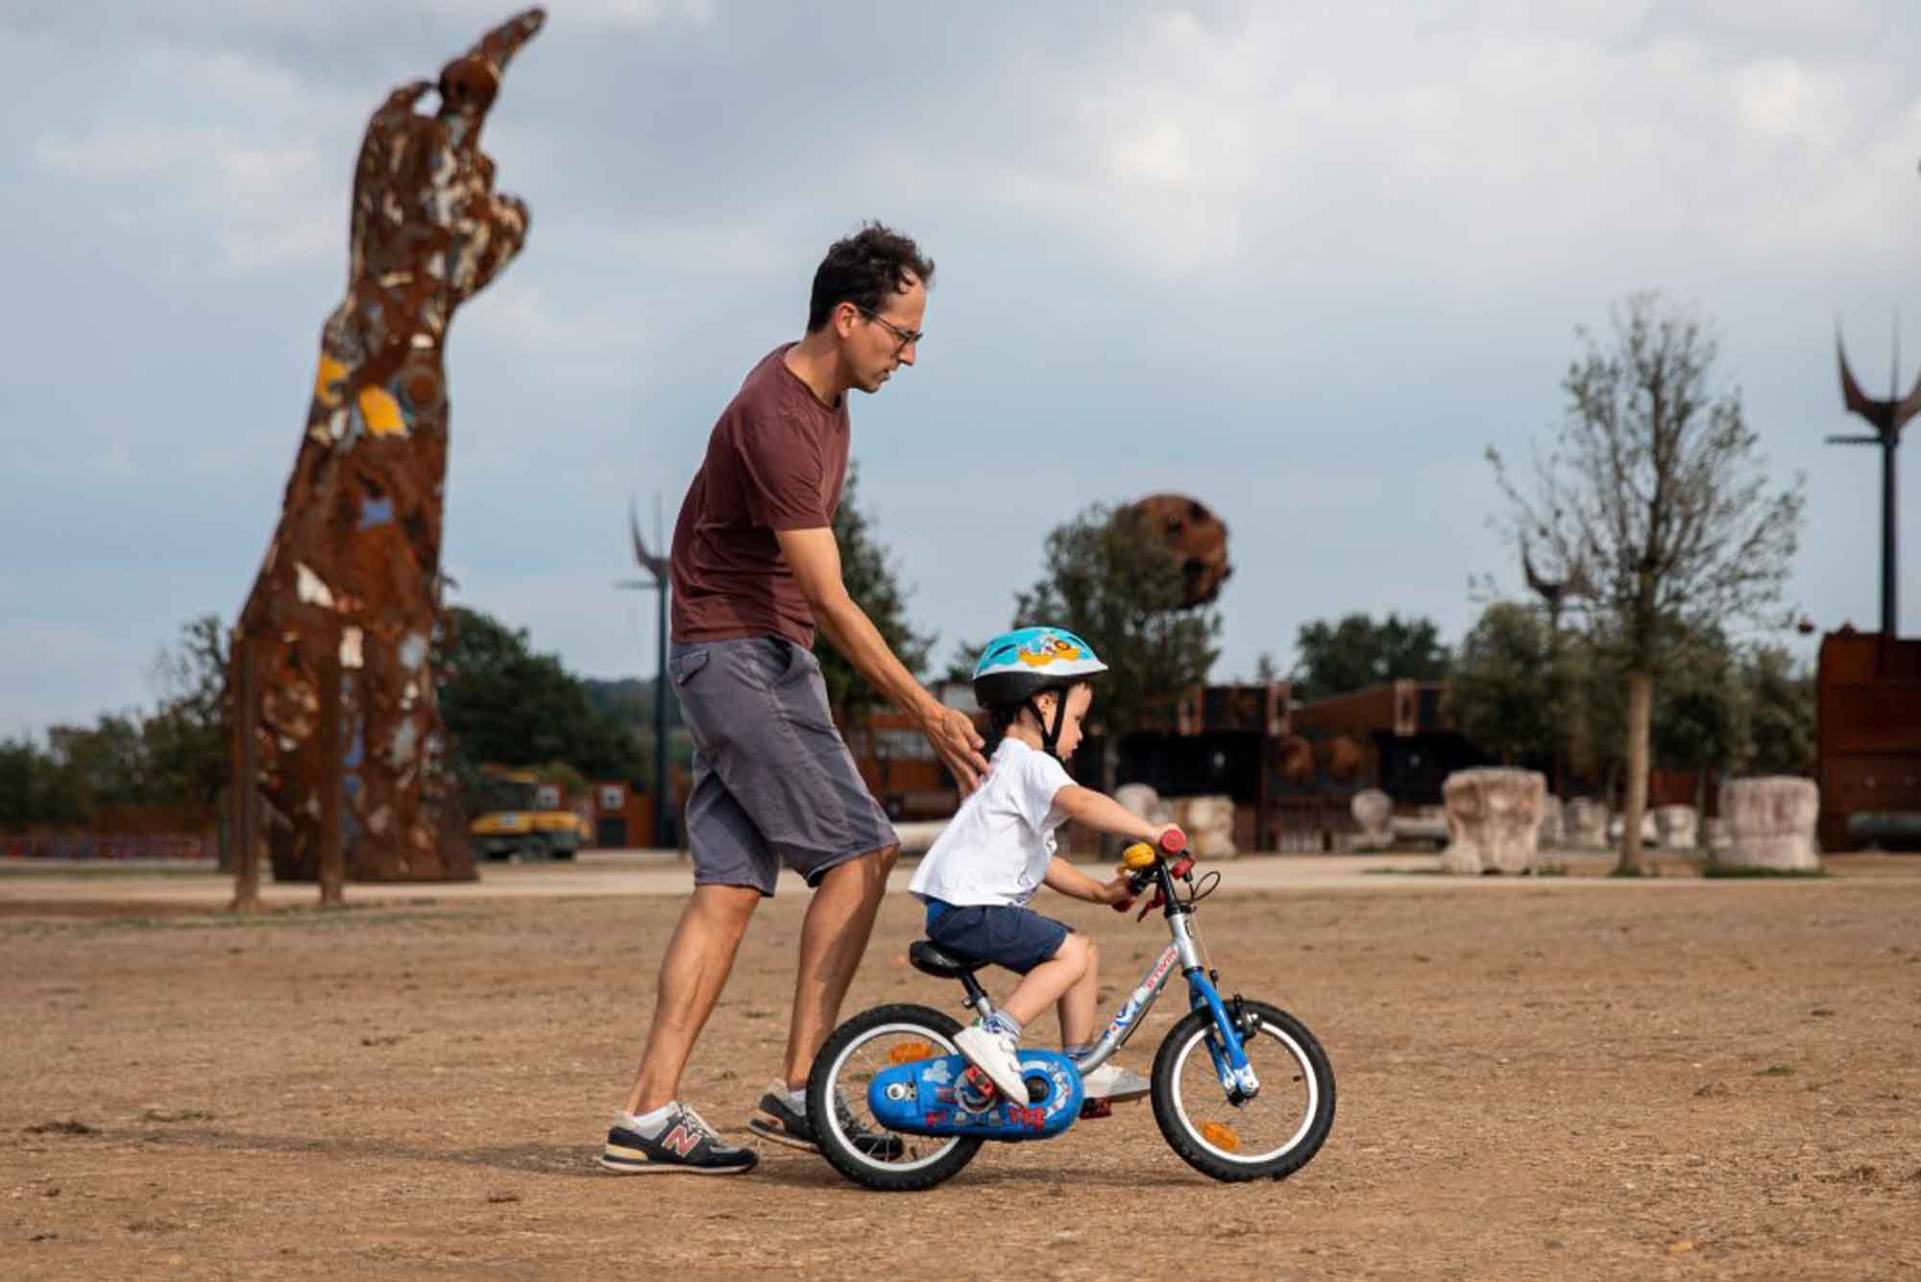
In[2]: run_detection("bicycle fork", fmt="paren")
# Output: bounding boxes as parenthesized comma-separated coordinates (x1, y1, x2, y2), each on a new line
(1168, 912, 1261, 1102)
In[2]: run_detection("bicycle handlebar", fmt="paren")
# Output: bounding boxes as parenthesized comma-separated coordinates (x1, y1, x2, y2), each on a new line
(1113, 826, 1189, 913)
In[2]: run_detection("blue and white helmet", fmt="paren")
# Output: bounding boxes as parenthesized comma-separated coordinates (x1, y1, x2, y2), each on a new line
(971, 626, 1109, 711)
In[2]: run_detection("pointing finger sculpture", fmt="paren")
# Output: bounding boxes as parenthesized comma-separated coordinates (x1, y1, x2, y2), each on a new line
(232, 10, 545, 893)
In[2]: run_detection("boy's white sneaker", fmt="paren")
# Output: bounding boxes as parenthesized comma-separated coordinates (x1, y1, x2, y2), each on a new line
(955, 1024, 1028, 1100)
(1079, 1062, 1151, 1103)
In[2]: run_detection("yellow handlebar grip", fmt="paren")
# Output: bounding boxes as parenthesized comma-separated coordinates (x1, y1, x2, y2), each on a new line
(1121, 842, 1157, 870)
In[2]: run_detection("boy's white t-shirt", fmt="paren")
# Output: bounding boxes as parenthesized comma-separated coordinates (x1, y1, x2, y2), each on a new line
(909, 737, 1075, 908)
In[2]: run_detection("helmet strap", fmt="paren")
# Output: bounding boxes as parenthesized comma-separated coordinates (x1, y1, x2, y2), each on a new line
(1027, 691, 1068, 758)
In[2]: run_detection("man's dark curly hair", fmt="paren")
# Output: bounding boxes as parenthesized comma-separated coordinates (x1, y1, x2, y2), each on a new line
(806, 222, 935, 332)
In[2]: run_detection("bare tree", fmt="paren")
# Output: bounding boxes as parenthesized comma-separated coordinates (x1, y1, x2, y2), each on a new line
(1489, 294, 1803, 874)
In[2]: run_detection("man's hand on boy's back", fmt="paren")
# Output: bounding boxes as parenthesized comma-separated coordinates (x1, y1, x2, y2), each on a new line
(916, 698, 988, 795)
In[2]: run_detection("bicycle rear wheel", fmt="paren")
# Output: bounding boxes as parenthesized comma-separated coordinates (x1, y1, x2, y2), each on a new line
(1150, 999, 1334, 1182)
(807, 1003, 983, 1191)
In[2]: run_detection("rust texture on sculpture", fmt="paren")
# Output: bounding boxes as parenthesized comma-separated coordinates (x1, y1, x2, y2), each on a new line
(232, 10, 544, 886)
(1128, 494, 1233, 607)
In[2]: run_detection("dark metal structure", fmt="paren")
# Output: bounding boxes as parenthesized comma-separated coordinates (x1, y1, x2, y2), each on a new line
(619, 499, 674, 848)
(230, 10, 543, 903)
(1833, 322, 1921, 637)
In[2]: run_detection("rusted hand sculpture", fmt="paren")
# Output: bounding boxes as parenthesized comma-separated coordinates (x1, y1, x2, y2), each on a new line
(233, 10, 543, 888)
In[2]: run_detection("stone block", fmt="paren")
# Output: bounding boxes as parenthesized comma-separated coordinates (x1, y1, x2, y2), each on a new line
(1351, 788, 1393, 850)
(1566, 798, 1609, 850)
(1653, 804, 1699, 851)
(1440, 768, 1546, 874)
(1718, 777, 1820, 872)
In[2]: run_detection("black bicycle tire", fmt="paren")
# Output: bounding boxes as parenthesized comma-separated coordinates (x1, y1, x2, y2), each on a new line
(1150, 999, 1335, 1182)
(806, 1003, 984, 1192)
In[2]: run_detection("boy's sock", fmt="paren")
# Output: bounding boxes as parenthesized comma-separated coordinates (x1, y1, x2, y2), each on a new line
(1062, 1042, 1094, 1063)
(620, 1101, 677, 1138)
(784, 1084, 808, 1114)
(981, 1009, 1023, 1041)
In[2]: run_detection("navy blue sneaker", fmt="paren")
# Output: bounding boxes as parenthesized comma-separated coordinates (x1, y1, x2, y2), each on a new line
(748, 1084, 904, 1159)
(599, 1104, 758, 1175)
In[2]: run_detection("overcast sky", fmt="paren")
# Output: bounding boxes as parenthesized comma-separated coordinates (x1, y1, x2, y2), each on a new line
(2, 1, 1917, 738)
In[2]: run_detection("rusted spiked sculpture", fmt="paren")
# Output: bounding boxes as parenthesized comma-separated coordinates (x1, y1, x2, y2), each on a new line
(1128, 494, 1233, 607)
(1833, 324, 1921, 637)
(231, 10, 544, 896)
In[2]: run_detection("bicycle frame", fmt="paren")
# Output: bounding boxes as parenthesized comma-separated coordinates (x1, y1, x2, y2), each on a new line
(958, 866, 1262, 1100)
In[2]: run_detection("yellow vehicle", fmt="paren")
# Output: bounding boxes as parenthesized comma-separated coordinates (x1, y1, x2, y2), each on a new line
(469, 767, 591, 861)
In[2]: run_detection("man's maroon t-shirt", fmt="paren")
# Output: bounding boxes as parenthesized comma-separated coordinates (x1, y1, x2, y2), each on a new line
(669, 344, 850, 648)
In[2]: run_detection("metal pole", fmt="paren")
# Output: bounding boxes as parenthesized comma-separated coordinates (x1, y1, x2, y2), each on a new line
(653, 583, 671, 847)
(228, 637, 262, 913)
(1885, 437, 1899, 637)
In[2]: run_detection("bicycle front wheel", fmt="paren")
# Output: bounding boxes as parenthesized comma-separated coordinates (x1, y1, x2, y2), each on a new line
(1151, 999, 1335, 1182)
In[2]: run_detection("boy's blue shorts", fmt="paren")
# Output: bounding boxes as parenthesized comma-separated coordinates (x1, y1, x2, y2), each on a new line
(923, 899, 1071, 975)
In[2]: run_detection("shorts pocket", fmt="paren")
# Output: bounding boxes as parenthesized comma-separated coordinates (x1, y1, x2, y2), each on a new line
(669, 648, 710, 686)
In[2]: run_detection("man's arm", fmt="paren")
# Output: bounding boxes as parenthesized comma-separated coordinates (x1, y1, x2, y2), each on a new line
(775, 526, 989, 793)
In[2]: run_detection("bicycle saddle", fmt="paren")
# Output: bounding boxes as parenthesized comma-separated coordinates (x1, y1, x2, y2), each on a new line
(909, 939, 988, 978)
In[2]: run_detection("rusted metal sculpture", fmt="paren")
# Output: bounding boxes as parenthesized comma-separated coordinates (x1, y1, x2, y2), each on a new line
(1833, 323, 1921, 637)
(230, 9, 544, 902)
(1128, 494, 1233, 607)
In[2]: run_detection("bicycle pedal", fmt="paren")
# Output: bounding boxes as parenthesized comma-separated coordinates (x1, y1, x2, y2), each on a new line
(1078, 1098, 1113, 1120)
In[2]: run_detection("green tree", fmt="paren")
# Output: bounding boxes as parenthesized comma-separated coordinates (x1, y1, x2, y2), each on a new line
(434, 606, 644, 784)
(42, 716, 149, 819)
(142, 615, 229, 817)
(1446, 602, 1557, 765)
(1290, 612, 1450, 703)
(1013, 501, 1221, 795)
(814, 463, 934, 720)
(1490, 294, 1804, 873)
(1735, 645, 1814, 776)
(0, 738, 56, 828)
(1648, 623, 1740, 779)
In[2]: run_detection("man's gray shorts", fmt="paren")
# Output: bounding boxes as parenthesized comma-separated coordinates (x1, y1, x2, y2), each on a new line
(670, 636, 898, 896)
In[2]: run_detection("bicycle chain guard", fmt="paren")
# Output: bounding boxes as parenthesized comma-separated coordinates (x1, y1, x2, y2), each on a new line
(867, 1049, 1084, 1141)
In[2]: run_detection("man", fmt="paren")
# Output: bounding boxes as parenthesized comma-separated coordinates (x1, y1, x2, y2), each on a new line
(600, 224, 989, 1175)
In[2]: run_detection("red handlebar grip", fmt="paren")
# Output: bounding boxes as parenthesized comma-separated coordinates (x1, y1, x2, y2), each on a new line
(1159, 828, 1187, 854)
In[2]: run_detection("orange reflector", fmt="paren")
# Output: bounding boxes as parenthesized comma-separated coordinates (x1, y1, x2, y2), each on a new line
(887, 1042, 935, 1065)
(1201, 1121, 1242, 1152)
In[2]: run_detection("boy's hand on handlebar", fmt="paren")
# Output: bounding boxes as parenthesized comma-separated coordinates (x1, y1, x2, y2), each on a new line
(1098, 874, 1133, 907)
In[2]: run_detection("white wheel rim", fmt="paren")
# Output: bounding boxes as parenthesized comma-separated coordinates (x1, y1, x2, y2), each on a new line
(821, 1021, 966, 1174)
(1169, 1017, 1320, 1164)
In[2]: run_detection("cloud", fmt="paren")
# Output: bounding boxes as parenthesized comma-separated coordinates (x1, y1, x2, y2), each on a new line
(35, 121, 337, 270)
(3, 0, 1916, 731)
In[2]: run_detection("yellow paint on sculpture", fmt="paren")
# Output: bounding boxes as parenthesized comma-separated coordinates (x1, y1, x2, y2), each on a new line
(357, 386, 408, 437)
(312, 354, 348, 407)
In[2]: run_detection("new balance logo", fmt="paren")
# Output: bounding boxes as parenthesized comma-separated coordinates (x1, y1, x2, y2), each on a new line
(659, 1124, 701, 1158)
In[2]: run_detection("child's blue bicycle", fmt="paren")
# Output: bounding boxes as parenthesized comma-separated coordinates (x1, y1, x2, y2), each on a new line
(807, 830, 1336, 1190)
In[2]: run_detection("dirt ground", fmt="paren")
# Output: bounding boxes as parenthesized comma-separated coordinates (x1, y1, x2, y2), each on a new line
(3, 860, 1918, 1281)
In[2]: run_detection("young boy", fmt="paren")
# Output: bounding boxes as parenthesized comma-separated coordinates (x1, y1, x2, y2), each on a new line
(907, 626, 1180, 1103)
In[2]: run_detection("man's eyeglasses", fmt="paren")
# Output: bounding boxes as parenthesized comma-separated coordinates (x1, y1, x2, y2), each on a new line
(855, 306, 923, 350)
